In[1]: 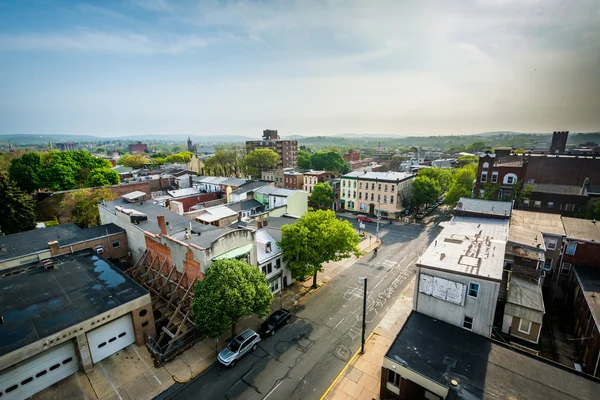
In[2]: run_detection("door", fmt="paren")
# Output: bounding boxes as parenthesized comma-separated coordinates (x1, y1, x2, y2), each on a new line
(87, 314, 135, 364)
(0, 341, 79, 400)
(283, 276, 288, 288)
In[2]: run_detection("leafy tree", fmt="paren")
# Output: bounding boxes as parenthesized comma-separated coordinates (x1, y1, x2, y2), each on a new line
(298, 150, 312, 169)
(118, 154, 148, 168)
(512, 183, 533, 206)
(456, 155, 479, 167)
(204, 150, 243, 176)
(8, 152, 42, 193)
(311, 182, 334, 209)
(444, 164, 477, 206)
(278, 210, 360, 288)
(166, 151, 193, 164)
(310, 151, 350, 175)
(0, 172, 36, 234)
(193, 259, 273, 340)
(417, 168, 452, 191)
(466, 141, 488, 152)
(62, 188, 115, 228)
(481, 182, 501, 200)
(244, 149, 280, 179)
(86, 168, 120, 187)
(584, 200, 600, 220)
(151, 152, 168, 159)
(412, 176, 442, 212)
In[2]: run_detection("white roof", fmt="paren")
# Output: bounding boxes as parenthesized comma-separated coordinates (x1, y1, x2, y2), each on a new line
(122, 191, 146, 201)
(418, 217, 509, 281)
(341, 171, 415, 182)
(205, 177, 229, 185)
(271, 188, 298, 197)
(196, 205, 237, 223)
(256, 229, 283, 263)
(167, 188, 200, 198)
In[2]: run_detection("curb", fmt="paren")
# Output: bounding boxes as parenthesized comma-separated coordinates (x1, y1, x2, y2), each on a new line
(171, 360, 216, 384)
(319, 331, 377, 400)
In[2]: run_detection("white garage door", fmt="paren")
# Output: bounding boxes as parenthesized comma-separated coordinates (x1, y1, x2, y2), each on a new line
(87, 314, 135, 364)
(0, 341, 79, 400)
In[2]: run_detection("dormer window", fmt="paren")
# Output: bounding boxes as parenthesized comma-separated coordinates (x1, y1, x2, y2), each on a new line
(266, 242, 272, 253)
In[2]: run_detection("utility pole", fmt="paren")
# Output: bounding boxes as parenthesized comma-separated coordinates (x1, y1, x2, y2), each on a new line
(360, 277, 368, 354)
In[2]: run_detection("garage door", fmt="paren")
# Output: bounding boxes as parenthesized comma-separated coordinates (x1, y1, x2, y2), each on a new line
(87, 314, 135, 364)
(0, 341, 79, 400)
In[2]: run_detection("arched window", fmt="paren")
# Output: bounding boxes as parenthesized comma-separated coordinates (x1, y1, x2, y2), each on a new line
(482, 162, 489, 169)
(503, 173, 518, 185)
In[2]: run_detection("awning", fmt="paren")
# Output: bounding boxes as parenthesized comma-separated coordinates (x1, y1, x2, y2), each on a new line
(213, 243, 253, 261)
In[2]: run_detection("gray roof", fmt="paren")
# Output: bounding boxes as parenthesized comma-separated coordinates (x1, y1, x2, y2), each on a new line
(510, 210, 566, 236)
(456, 197, 513, 217)
(227, 199, 263, 212)
(104, 199, 227, 248)
(561, 217, 600, 242)
(0, 224, 124, 262)
(574, 266, 600, 327)
(386, 311, 600, 400)
(230, 181, 272, 195)
(532, 184, 586, 195)
(221, 178, 249, 187)
(0, 249, 148, 357)
(505, 277, 545, 324)
(341, 170, 415, 182)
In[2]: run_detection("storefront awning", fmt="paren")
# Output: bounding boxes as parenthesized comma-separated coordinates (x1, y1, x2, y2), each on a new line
(213, 243, 253, 261)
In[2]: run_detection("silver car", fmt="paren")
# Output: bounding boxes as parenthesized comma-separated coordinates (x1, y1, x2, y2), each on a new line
(218, 329, 261, 367)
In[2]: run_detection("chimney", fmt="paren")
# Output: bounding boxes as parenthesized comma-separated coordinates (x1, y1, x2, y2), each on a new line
(157, 214, 167, 235)
(48, 240, 60, 256)
(550, 131, 569, 154)
(257, 219, 263, 230)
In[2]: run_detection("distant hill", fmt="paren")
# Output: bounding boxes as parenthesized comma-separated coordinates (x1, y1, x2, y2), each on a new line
(0, 133, 253, 145)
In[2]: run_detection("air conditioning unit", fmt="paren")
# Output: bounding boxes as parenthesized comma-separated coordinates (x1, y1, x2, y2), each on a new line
(95, 245, 104, 254)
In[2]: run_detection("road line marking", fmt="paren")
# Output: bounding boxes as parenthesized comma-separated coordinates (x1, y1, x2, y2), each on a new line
(133, 345, 161, 385)
(332, 317, 346, 331)
(263, 380, 284, 399)
(75, 372, 89, 400)
(99, 362, 122, 400)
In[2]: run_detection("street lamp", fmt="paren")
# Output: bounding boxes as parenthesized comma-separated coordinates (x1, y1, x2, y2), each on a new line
(359, 276, 368, 354)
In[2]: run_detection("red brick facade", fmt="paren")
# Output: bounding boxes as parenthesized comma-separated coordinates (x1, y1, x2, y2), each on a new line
(524, 155, 600, 186)
(167, 192, 222, 212)
(144, 234, 205, 287)
(571, 279, 600, 377)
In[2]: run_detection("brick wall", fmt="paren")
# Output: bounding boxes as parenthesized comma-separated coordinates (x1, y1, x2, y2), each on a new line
(144, 235, 205, 287)
(131, 304, 157, 345)
(525, 155, 600, 186)
(54, 232, 129, 260)
(572, 284, 600, 377)
(167, 192, 222, 213)
(564, 241, 600, 267)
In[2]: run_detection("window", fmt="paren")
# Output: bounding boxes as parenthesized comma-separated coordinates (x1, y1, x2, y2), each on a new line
(481, 172, 488, 182)
(276, 258, 281, 269)
(359, 182, 362, 189)
(468, 282, 479, 298)
(353, 191, 356, 198)
(547, 202, 554, 209)
(378, 183, 381, 190)
(377, 194, 381, 203)
(371, 183, 375, 190)
(112, 240, 120, 248)
(543, 258, 553, 271)
(491, 172, 498, 183)
(359, 192, 362, 200)
(545, 238, 558, 250)
(267, 263, 273, 274)
(482, 162, 489, 169)
(574, 204, 582, 212)
(534, 201, 541, 208)
(518, 318, 532, 334)
(384, 184, 388, 192)
(391, 185, 395, 192)
(566, 242, 577, 256)
(383, 195, 387, 203)
(463, 315, 473, 330)
(390, 195, 394, 204)
(506, 176, 514, 184)
(270, 280, 279, 293)
(370, 193, 374, 201)
(343, 180, 346, 187)
(523, 200, 530, 207)
(387, 369, 401, 387)
(262, 265, 267, 274)
(561, 263, 572, 275)
(266, 242, 272, 253)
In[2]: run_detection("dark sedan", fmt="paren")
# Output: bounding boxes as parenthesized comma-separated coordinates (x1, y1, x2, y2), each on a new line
(260, 309, 292, 336)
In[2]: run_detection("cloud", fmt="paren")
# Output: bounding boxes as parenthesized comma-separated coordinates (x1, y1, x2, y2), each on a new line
(0, 30, 206, 55)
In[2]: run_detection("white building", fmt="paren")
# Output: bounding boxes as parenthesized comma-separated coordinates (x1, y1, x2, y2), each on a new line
(255, 228, 293, 294)
(414, 216, 509, 337)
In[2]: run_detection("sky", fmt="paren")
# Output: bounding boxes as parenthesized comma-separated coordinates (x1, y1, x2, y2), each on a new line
(0, 0, 599, 137)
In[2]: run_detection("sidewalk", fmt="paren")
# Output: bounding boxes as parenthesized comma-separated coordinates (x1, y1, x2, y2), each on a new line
(35, 233, 381, 400)
(322, 276, 415, 400)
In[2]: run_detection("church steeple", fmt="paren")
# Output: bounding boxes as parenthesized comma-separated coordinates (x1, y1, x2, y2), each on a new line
(187, 136, 195, 153)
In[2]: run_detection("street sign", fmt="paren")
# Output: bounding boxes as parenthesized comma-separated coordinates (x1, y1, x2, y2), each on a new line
(359, 222, 366, 229)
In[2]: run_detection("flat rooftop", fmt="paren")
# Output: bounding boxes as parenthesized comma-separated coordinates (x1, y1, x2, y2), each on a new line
(418, 217, 508, 280)
(507, 226, 546, 259)
(532, 183, 586, 195)
(455, 197, 513, 217)
(386, 311, 600, 400)
(0, 249, 148, 357)
(505, 277, 545, 324)
(561, 217, 600, 242)
(341, 170, 414, 182)
(510, 210, 565, 236)
(0, 223, 124, 263)
(574, 266, 600, 326)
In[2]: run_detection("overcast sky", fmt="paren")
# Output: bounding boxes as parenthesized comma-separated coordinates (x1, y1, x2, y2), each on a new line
(1, 0, 599, 137)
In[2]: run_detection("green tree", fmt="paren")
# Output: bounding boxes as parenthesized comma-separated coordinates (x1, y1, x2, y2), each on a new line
(456, 155, 479, 167)
(481, 182, 501, 200)
(466, 141, 488, 152)
(62, 188, 115, 228)
(278, 210, 360, 288)
(193, 259, 273, 340)
(512, 183, 533, 206)
(244, 149, 280, 179)
(584, 200, 600, 220)
(86, 168, 120, 187)
(411, 176, 442, 212)
(298, 150, 312, 169)
(0, 172, 36, 234)
(310, 151, 350, 175)
(311, 182, 335, 209)
(118, 154, 148, 168)
(417, 168, 452, 191)
(8, 152, 42, 193)
(444, 164, 477, 206)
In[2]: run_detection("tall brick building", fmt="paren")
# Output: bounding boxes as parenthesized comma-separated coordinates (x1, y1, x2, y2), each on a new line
(246, 129, 298, 169)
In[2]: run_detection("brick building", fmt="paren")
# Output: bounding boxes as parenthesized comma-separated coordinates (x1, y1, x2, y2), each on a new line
(474, 148, 526, 200)
(283, 171, 304, 190)
(128, 141, 148, 154)
(246, 130, 298, 169)
(302, 170, 334, 194)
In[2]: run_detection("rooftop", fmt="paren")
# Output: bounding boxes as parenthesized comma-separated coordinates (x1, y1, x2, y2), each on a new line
(0, 249, 148, 357)
(256, 229, 283, 264)
(167, 187, 200, 198)
(574, 266, 600, 327)
(494, 155, 524, 167)
(386, 311, 600, 400)
(230, 181, 272, 195)
(510, 210, 565, 236)
(455, 198, 513, 217)
(227, 199, 263, 212)
(196, 205, 237, 223)
(0, 224, 124, 262)
(561, 217, 600, 242)
(418, 217, 509, 280)
(341, 170, 415, 182)
(507, 225, 546, 258)
(505, 277, 545, 324)
(532, 184, 586, 195)
(122, 191, 147, 201)
(270, 188, 299, 197)
(103, 199, 226, 248)
(220, 178, 249, 187)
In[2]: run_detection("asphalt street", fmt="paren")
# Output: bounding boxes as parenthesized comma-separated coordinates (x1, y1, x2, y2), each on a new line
(157, 216, 443, 400)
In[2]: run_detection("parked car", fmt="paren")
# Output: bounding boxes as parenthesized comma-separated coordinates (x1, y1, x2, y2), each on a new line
(416, 213, 425, 220)
(217, 329, 261, 367)
(260, 309, 292, 336)
(356, 215, 372, 223)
